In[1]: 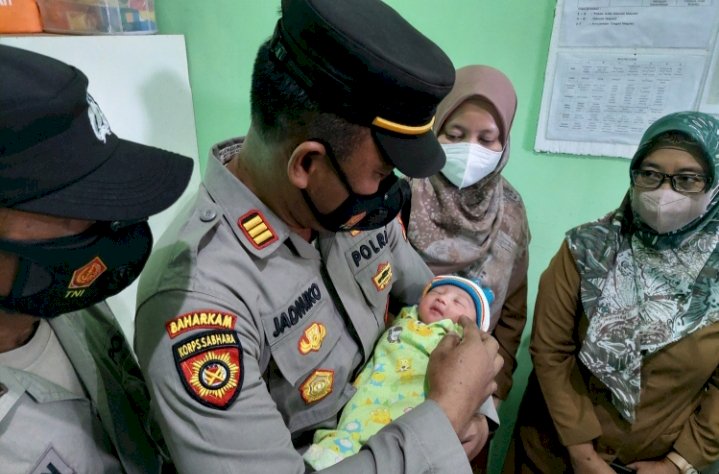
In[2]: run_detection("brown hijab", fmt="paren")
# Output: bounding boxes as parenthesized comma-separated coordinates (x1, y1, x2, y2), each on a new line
(407, 65, 529, 327)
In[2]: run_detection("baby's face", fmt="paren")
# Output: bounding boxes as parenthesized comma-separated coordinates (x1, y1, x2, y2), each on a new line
(418, 285, 476, 324)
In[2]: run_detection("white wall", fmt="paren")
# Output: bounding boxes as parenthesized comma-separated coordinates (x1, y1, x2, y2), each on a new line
(0, 35, 202, 343)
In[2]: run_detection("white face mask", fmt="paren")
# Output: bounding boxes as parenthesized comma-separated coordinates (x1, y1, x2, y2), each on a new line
(631, 187, 716, 234)
(439, 142, 503, 189)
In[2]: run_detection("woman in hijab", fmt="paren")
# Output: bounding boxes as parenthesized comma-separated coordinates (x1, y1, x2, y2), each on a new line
(505, 111, 719, 474)
(406, 65, 530, 472)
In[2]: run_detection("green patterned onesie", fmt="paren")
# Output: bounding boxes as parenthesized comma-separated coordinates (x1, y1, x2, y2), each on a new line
(303, 305, 458, 469)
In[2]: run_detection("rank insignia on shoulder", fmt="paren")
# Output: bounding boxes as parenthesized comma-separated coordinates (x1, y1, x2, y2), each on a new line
(173, 330, 243, 410)
(300, 369, 334, 404)
(298, 322, 327, 355)
(372, 262, 393, 291)
(165, 310, 238, 339)
(238, 210, 278, 249)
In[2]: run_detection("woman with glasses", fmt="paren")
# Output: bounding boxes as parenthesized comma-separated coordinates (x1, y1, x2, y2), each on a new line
(504, 111, 719, 474)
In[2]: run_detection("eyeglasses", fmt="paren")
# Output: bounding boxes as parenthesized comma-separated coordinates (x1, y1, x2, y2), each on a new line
(631, 169, 708, 194)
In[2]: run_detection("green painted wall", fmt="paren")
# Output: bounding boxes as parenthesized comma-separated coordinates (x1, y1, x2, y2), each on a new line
(156, 1, 633, 470)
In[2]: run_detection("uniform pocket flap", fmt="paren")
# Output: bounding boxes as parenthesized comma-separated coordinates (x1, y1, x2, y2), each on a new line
(260, 279, 343, 386)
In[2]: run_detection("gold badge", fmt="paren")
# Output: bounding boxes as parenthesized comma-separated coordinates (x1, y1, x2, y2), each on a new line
(298, 322, 327, 355)
(238, 211, 277, 249)
(372, 262, 392, 291)
(69, 256, 107, 289)
(300, 369, 334, 404)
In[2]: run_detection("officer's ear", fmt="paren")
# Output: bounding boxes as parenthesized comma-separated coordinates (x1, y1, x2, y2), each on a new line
(287, 140, 327, 189)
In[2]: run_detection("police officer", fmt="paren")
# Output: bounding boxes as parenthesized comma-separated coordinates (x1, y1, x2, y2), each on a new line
(0, 45, 194, 473)
(134, 0, 503, 473)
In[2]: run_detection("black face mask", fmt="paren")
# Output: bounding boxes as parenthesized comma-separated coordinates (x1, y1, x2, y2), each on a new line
(0, 220, 152, 318)
(301, 141, 411, 232)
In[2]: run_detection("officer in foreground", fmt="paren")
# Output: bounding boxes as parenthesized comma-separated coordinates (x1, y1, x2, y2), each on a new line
(0, 44, 193, 473)
(134, 0, 503, 472)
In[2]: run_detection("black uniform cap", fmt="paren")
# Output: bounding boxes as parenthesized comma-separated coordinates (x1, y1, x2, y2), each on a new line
(270, 0, 455, 178)
(0, 44, 193, 221)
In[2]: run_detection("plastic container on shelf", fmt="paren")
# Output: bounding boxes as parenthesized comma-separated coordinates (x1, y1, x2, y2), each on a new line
(0, 0, 43, 33)
(36, 0, 157, 35)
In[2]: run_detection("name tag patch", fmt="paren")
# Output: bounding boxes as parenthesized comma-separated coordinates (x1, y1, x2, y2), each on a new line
(272, 282, 323, 337)
(173, 330, 243, 410)
(165, 310, 238, 339)
(349, 229, 389, 269)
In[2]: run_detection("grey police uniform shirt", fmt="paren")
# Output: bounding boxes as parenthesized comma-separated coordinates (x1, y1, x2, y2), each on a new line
(134, 137, 472, 474)
(0, 302, 167, 474)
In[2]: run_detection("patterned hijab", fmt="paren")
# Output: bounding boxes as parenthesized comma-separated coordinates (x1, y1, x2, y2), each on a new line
(407, 66, 527, 326)
(568, 111, 719, 422)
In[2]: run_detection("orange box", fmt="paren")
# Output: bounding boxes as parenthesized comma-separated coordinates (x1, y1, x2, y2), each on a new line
(0, 0, 43, 33)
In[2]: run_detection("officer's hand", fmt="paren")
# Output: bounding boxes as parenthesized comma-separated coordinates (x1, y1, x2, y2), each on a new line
(426, 316, 502, 435)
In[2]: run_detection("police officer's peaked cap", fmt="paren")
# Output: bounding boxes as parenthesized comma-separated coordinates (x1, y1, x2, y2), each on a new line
(270, 0, 455, 178)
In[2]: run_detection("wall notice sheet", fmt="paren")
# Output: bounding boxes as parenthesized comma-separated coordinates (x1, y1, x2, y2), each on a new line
(536, 0, 719, 159)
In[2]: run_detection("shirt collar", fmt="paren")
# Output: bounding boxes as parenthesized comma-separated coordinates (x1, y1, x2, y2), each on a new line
(204, 137, 291, 258)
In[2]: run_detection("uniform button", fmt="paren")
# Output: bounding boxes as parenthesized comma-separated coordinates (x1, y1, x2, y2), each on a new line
(200, 209, 217, 222)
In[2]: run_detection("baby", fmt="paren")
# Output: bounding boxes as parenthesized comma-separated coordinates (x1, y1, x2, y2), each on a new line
(303, 275, 498, 469)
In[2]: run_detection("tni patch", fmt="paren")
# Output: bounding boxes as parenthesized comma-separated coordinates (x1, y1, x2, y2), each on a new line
(173, 330, 243, 409)
(69, 256, 107, 289)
